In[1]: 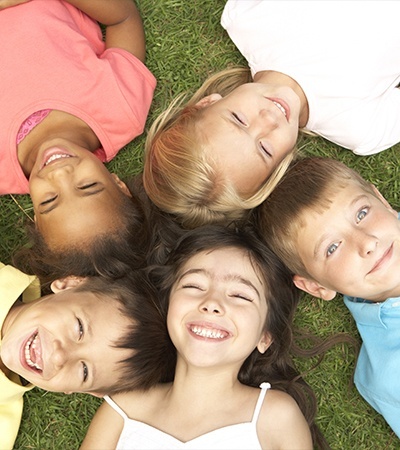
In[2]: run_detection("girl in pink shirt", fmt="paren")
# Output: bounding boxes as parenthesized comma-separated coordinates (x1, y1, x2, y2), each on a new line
(1, 0, 156, 280)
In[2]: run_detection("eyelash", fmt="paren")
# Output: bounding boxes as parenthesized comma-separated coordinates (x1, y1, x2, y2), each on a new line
(40, 195, 57, 206)
(82, 363, 88, 382)
(326, 243, 339, 257)
(232, 112, 246, 126)
(231, 293, 253, 302)
(356, 206, 369, 223)
(79, 182, 97, 190)
(77, 319, 89, 382)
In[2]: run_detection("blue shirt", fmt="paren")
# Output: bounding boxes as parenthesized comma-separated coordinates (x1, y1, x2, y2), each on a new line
(344, 295, 400, 437)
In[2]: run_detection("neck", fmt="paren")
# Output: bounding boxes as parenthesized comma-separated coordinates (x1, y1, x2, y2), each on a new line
(254, 70, 309, 127)
(17, 111, 99, 177)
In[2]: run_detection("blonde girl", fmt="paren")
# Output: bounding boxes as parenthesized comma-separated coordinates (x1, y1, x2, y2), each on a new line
(144, 1, 400, 229)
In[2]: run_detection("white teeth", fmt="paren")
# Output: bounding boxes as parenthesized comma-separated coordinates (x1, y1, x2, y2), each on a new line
(273, 101, 286, 117)
(24, 333, 42, 371)
(191, 326, 226, 339)
(45, 154, 71, 166)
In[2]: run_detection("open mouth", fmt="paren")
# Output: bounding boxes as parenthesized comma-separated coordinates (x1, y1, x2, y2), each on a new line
(267, 97, 290, 121)
(24, 332, 43, 373)
(188, 324, 230, 340)
(40, 148, 74, 170)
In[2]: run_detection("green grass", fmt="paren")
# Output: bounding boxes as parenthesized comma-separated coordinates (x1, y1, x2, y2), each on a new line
(2, 0, 399, 448)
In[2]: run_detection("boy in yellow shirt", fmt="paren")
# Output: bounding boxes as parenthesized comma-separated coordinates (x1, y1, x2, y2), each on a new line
(0, 263, 168, 449)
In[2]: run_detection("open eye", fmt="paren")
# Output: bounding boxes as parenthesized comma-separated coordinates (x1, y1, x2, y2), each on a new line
(326, 242, 340, 257)
(77, 318, 84, 340)
(356, 207, 369, 223)
(82, 362, 88, 382)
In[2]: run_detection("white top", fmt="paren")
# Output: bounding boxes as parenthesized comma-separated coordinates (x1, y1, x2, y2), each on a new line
(104, 382, 271, 449)
(221, 1, 400, 155)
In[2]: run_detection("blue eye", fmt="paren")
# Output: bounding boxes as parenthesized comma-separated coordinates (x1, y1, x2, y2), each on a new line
(356, 207, 369, 223)
(327, 243, 339, 257)
(82, 362, 88, 382)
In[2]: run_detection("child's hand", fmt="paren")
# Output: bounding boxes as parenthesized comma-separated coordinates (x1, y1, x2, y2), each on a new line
(0, 0, 30, 10)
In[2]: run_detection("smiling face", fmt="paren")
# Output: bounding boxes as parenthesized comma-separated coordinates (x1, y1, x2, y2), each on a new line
(0, 285, 133, 395)
(295, 183, 400, 301)
(167, 247, 271, 371)
(195, 83, 300, 197)
(29, 139, 130, 250)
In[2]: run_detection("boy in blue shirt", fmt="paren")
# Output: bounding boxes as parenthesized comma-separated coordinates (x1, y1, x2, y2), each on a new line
(255, 156, 400, 437)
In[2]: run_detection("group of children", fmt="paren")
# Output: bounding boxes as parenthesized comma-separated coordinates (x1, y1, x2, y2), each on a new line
(1, 0, 400, 448)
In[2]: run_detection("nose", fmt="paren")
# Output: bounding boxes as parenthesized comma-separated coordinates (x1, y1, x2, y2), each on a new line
(47, 163, 74, 178)
(50, 340, 69, 370)
(357, 232, 378, 257)
(256, 108, 279, 132)
(199, 293, 225, 315)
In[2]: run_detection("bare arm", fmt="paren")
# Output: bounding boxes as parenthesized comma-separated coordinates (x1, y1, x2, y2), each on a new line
(80, 399, 124, 450)
(63, 0, 146, 62)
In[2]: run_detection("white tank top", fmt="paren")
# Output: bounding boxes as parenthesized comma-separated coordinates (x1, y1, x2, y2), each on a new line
(104, 382, 271, 450)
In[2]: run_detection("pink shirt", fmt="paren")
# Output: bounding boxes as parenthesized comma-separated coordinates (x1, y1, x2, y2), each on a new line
(0, 0, 156, 194)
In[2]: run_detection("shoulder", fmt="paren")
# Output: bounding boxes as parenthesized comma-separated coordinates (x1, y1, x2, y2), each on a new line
(257, 389, 312, 450)
(110, 384, 170, 417)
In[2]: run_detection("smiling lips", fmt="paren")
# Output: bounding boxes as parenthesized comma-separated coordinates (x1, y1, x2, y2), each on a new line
(188, 324, 230, 340)
(24, 332, 43, 372)
(369, 244, 393, 274)
(40, 148, 74, 170)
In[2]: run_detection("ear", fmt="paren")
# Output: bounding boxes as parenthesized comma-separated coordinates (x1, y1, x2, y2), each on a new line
(371, 184, 397, 216)
(111, 173, 132, 198)
(194, 93, 222, 109)
(50, 276, 86, 293)
(293, 274, 337, 301)
(257, 332, 273, 354)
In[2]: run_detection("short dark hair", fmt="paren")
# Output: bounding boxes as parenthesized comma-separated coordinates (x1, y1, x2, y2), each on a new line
(76, 272, 175, 396)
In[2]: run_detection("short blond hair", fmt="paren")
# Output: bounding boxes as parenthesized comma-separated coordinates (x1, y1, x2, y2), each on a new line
(254, 157, 378, 277)
(143, 67, 296, 229)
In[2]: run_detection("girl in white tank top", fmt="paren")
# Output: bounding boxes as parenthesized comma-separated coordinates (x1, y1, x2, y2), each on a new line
(81, 227, 330, 449)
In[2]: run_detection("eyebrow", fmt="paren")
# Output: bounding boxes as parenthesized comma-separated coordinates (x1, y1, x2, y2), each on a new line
(39, 186, 106, 215)
(179, 268, 261, 298)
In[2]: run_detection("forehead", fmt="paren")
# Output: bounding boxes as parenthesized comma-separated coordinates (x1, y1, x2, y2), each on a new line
(178, 247, 263, 283)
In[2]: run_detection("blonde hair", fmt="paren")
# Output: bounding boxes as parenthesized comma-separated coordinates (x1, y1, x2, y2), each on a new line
(144, 67, 297, 229)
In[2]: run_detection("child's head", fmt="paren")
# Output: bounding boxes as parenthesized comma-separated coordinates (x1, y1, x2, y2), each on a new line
(143, 68, 297, 229)
(15, 177, 149, 286)
(1, 273, 171, 396)
(23, 143, 149, 282)
(255, 157, 400, 302)
(152, 225, 300, 379)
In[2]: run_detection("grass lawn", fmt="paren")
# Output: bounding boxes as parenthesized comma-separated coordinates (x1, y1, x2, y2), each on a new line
(1, 0, 399, 448)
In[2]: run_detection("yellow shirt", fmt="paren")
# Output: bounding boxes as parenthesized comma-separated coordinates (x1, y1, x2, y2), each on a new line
(0, 263, 40, 450)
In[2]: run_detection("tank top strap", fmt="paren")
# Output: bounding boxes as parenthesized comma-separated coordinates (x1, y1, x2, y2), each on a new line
(104, 395, 128, 420)
(251, 382, 271, 424)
